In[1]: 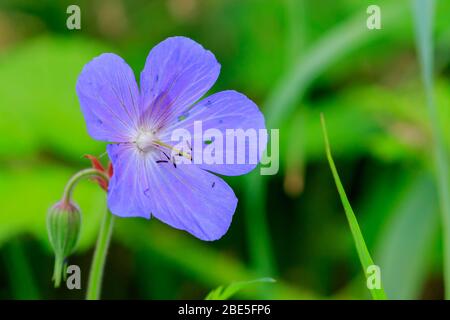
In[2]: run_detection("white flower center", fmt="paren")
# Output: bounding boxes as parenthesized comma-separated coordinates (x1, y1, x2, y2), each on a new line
(136, 131, 155, 152)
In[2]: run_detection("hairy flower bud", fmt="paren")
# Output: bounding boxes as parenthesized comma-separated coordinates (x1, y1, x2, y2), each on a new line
(47, 200, 81, 287)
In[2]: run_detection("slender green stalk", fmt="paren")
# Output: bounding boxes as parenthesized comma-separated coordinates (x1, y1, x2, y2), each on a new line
(52, 256, 64, 288)
(59, 167, 113, 299)
(50, 167, 110, 290)
(412, 0, 450, 299)
(62, 168, 110, 201)
(86, 209, 115, 300)
(320, 114, 387, 300)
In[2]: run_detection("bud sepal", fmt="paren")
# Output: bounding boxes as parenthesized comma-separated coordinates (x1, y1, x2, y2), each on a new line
(47, 200, 81, 287)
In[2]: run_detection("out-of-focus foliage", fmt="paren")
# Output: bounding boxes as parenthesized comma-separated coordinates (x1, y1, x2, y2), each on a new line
(0, 0, 449, 299)
(205, 278, 275, 300)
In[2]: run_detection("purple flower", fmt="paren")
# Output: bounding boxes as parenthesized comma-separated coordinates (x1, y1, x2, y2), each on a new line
(76, 37, 266, 240)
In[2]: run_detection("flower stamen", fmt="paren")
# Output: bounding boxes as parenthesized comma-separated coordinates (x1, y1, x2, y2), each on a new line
(154, 140, 192, 161)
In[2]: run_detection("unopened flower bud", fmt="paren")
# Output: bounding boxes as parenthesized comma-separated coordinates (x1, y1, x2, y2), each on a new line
(47, 200, 81, 287)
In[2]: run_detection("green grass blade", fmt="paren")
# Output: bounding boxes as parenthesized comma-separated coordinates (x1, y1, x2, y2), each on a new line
(412, 0, 450, 299)
(320, 114, 387, 300)
(205, 278, 276, 300)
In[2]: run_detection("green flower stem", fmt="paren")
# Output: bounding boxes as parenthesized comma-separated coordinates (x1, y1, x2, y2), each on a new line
(86, 209, 115, 300)
(52, 256, 64, 288)
(60, 167, 113, 299)
(62, 168, 110, 202)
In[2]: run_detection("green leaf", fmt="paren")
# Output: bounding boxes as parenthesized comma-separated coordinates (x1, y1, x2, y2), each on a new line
(0, 37, 107, 161)
(376, 173, 439, 299)
(205, 278, 276, 300)
(412, 0, 450, 299)
(320, 114, 387, 300)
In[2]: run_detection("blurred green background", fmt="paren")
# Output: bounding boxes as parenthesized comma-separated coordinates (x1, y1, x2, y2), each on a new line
(0, 0, 449, 299)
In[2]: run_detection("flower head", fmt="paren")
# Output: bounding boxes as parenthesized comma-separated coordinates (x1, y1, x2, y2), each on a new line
(76, 36, 266, 240)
